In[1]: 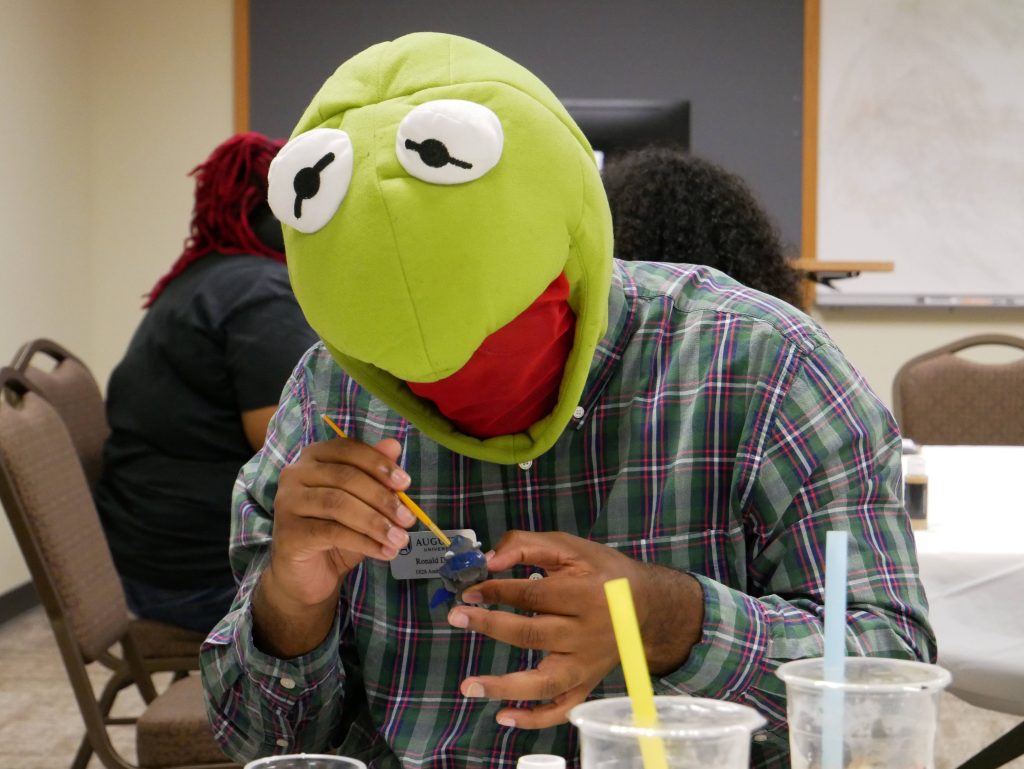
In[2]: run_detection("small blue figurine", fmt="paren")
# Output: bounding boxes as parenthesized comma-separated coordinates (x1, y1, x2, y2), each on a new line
(430, 534, 488, 608)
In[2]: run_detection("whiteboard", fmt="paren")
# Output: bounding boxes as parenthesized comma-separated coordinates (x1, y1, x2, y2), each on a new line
(816, 0, 1024, 308)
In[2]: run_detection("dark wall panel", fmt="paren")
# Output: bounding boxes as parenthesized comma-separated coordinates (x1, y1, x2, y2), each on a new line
(250, 0, 804, 248)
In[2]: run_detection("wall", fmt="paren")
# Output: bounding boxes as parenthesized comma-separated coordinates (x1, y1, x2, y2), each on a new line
(0, 0, 92, 596)
(0, 0, 233, 598)
(248, 0, 806, 249)
(86, 0, 234, 381)
(813, 0, 1023, 407)
(814, 308, 1023, 411)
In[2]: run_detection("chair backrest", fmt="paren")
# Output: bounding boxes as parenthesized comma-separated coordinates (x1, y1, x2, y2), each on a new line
(11, 338, 109, 489)
(0, 367, 128, 663)
(893, 334, 1024, 445)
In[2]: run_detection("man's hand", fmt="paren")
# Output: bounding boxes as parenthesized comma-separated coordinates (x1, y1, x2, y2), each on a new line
(446, 530, 705, 729)
(253, 435, 416, 658)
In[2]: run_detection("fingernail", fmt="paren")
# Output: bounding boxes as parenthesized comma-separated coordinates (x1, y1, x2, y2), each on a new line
(397, 506, 416, 526)
(380, 544, 397, 559)
(496, 715, 516, 729)
(390, 467, 410, 486)
(448, 610, 469, 628)
(387, 526, 408, 546)
(461, 591, 482, 604)
(463, 681, 484, 698)
(484, 550, 496, 562)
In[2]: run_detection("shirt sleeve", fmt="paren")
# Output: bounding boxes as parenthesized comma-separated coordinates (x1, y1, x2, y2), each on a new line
(223, 276, 319, 412)
(653, 341, 936, 758)
(200, 356, 348, 763)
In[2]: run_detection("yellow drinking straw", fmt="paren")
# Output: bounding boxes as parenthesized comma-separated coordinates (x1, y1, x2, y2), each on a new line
(321, 414, 451, 547)
(603, 578, 669, 769)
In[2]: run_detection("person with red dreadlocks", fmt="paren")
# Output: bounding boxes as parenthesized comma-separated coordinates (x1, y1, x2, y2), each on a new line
(93, 133, 318, 633)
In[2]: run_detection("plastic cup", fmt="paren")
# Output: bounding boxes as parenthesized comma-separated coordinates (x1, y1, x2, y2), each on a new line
(777, 657, 951, 769)
(569, 696, 767, 769)
(243, 756, 367, 769)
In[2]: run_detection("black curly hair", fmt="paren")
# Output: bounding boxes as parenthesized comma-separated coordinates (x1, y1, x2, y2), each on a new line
(602, 146, 803, 307)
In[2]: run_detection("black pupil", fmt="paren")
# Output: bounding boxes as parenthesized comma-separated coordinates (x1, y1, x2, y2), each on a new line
(413, 138, 454, 168)
(292, 152, 336, 219)
(404, 138, 471, 170)
(293, 166, 321, 199)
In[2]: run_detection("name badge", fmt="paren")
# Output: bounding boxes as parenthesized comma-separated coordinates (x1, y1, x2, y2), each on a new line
(390, 529, 477, 580)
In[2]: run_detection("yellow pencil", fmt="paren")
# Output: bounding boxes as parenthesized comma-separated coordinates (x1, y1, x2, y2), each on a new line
(321, 414, 451, 547)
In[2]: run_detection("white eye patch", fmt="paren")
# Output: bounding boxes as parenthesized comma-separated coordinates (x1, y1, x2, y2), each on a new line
(268, 128, 354, 233)
(396, 100, 503, 185)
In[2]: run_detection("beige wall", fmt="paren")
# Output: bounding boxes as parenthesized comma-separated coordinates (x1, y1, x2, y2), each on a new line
(813, 0, 1024, 409)
(1, 0, 92, 595)
(815, 309, 1024, 411)
(87, 0, 234, 381)
(0, 0, 233, 597)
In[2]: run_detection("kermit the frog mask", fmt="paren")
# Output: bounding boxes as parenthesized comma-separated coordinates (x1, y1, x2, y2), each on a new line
(268, 32, 612, 465)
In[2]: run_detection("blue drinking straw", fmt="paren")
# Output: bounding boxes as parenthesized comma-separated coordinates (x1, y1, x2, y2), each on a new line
(822, 530, 849, 769)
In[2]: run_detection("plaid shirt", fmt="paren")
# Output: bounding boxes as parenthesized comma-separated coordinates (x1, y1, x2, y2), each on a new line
(201, 260, 935, 769)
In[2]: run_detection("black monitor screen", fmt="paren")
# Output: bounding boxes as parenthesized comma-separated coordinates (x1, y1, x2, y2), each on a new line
(561, 98, 690, 166)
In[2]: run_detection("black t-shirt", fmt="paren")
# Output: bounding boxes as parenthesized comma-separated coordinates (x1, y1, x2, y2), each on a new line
(94, 254, 318, 589)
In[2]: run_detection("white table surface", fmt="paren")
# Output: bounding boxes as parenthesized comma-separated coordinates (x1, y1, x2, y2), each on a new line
(912, 445, 1024, 715)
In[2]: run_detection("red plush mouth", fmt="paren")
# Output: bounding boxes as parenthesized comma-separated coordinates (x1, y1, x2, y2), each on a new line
(406, 272, 575, 438)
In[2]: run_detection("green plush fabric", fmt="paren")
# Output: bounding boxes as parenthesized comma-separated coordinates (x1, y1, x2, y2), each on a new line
(284, 32, 612, 464)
